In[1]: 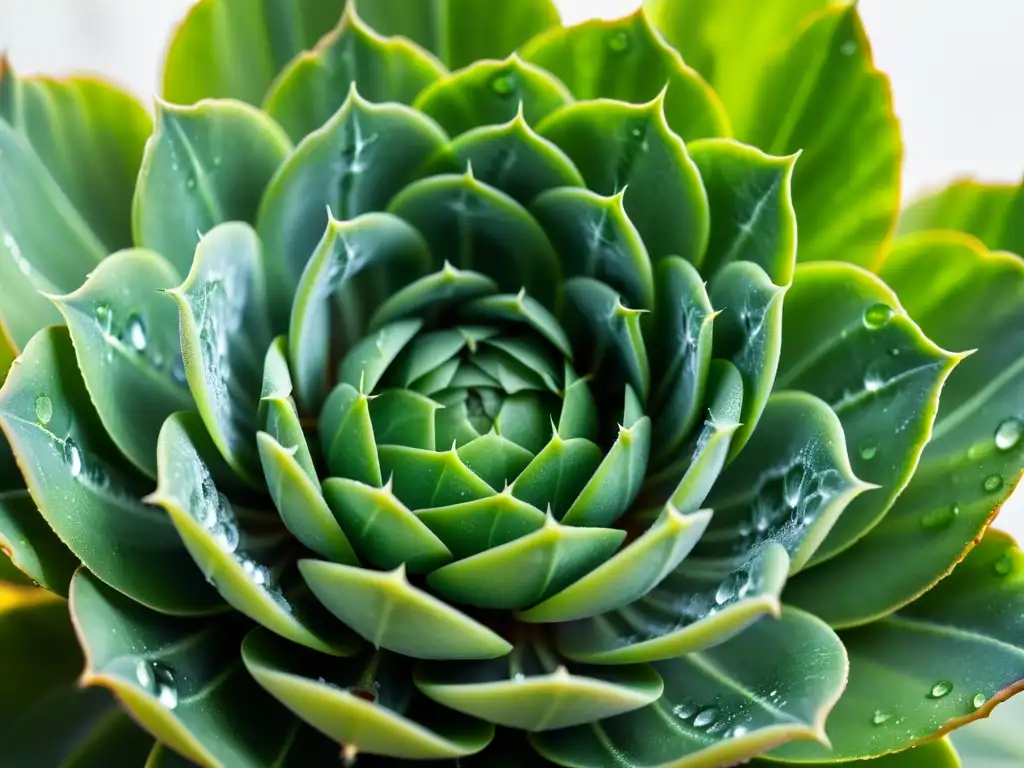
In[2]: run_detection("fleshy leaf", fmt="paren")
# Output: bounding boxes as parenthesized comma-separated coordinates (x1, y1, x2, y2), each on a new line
(458, 292, 572, 358)
(519, 505, 711, 623)
(776, 262, 960, 564)
(388, 170, 561, 308)
(133, 98, 291, 276)
(320, 382, 382, 485)
(535, 607, 846, 766)
(379, 444, 498, 508)
(899, 178, 1024, 257)
(243, 629, 493, 759)
(169, 222, 272, 484)
(415, 488, 547, 560)
(787, 233, 1024, 626)
(538, 94, 709, 267)
(265, 4, 446, 142)
(53, 249, 192, 478)
(414, 55, 572, 138)
(951, 685, 1024, 766)
(426, 512, 624, 609)
(521, 9, 729, 141)
(709, 260, 786, 457)
(370, 266, 496, 331)
(510, 430, 604, 518)
(776, 530, 1024, 761)
(299, 559, 512, 659)
(0, 490, 78, 595)
(689, 138, 798, 285)
(0, 62, 151, 252)
(257, 87, 448, 327)
(150, 412, 355, 655)
(353, 0, 560, 71)
(289, 212, 430, 410)
(0, 327, 220, 615)
(258, 336, 318, 483)
(737, 4, 901, 268)
(162, 0, 347, 105)
(70, 569, 309, 768)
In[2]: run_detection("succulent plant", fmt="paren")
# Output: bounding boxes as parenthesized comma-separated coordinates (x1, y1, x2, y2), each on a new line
(0, 0, 1022, 766)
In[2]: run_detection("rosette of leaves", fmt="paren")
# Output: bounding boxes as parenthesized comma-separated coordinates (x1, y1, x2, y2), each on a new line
(0, 1, 1022, 766)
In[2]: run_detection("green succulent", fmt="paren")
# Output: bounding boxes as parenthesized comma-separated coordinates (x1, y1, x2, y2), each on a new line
(0, 1, 1022, 766)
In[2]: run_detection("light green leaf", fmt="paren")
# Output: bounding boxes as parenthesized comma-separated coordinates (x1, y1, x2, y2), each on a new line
(379, 444, 496, 508)
(388, 169, 562, 308)
(265, 4, 446, 142)
(539, 94, 709, 267)
(162, 0, 347, 105)
(169, 222, 272, 485)
(258, 336, 318, 483)
(289, 212, 430, 410)
(257, 88, 448, 327)
(337, 318, 423, 391)
(775, 530, 1024, 761)
(787, 233, 1024, 626)
(416, 487, 546, 559)
(899, 178, 1024, 257)
(133, 99, 291, 276)
(521, 9, 729, 141)
(0, 490, 78, 595)
(735, 5, 901, 268)
(536, 607, 846, 766)
(353, 0, 560, 71)
(510, 429, 604, 518)
(0, 63, 151, 251)
(414, 55, 572, 138)
(776, 262, 960, 565)
(299, 559, 512, 659)
(458, 292, 572, 358)
(771, 739, 962, 768)
(0, 327, 220, 615)
(70, 569, 308, 768)
(54, 249, 192, 478)
(320, 382, 382, 485)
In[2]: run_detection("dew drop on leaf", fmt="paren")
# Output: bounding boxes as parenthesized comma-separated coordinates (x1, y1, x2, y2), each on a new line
(983, 474, 1004, 493)
(921, 504, 958, 530)
(728, 725, 748, 738)
(840, 40, 857, 55)
(871, 709, 891, 725)
(672, 700, 699, 720)
(63, 437, 82, 478)
(972, 693, 987, 710)
(126, 313, 147, 352)
(692, 707, 719, 729)
(994, 553, 1013, 576)
(94, 302, 113, 334)
(859, 441, 878, 461)
(489, 72, 516, 97)
(34, 395, 52, 425)
(929, 680, 953, 699)
(135, 659, 178, 709)
(171, 355, 188, 384)
(513, 672, 526, 683)
(862, 303, 893, 329)
(607, 30, 631, 53)
(994, 418, 1023, 451)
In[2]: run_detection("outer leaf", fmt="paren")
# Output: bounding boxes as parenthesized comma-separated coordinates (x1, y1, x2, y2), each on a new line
(257, 88, 448, 327)
(776, 262, 960, 564)
(0, 490, 78, 595)
(243, 629, 494, 759)
(709, 261, 786, 457)
(299, 559, 512, 659)
(688, 139, 798, 285)
(0, 327, 220, 615)
(899, 178, 1024, 256)
(772, 737, 962, 767)
(170, 222, 272, 484)
(258, 336, 318, 483)
(521, 9, 729, 141)
(775, 530, 1024, 761)
(0, 62, 151, 251)
(162, 0, 347, 105)
(414, 55, 573, 138)
(54, 249, 192, 478)
(787, 234, 1024, 625)
(70, 569, 306, 768)
(951, 687, 1024, 766)
(133, 99, 291, 275)
(535, 607, 846, 767)
(737, 5, 901, 269)
(353, 0, 560, 71)
(539, 94, 709, 267)
(265, 4, 446, 142)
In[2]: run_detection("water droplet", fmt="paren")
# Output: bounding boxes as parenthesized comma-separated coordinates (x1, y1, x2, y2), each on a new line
(489, 72, 516, 97)
(994, 553, 1013, 576)
(126, 313, 147, 351)
(693, 706, 720, 729)
(672, 699, 699, 720)
(186, 177, 196, 190)
(871, 709, 891, 725)
(863, 303, 893, 329)
(35, 395, 52, 425)
(715, 571, 748, 605)
(95, 302, 113, 334)
(921, 504, 958, 530)
(864, 367, 885, 392)
(983, 474, 1004, 493)
(859, 441, 878, 461)
(728, 725, 748, 738)
(929, 680, 953, 699)
(995, 418, 1023, 451)
(972, 693, 986, 710)
(512, 672, 526, 683)
(890, 347, 901, 357)
(607, 29, 631, 53)
(63, 437, 82, 477)
(240, 557, 271, 587)
(135, 659, 178, 709)
(171, 356, 187, 384)
(841, 40, 857, 55)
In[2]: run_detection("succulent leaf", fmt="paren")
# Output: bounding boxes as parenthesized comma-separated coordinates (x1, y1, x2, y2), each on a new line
(899, 179, 1024, 256)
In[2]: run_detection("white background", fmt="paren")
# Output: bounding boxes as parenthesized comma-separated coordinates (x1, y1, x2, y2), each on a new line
(0, 0, 1022, 538)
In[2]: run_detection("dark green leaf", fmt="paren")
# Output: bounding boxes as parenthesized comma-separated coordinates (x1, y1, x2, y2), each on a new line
(0, 490, 77, 595)
(458, 291, 572, 358)
(416, 487, 546, 559)
(320, 382, 382, 485)
(379, 444, 495, 508)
